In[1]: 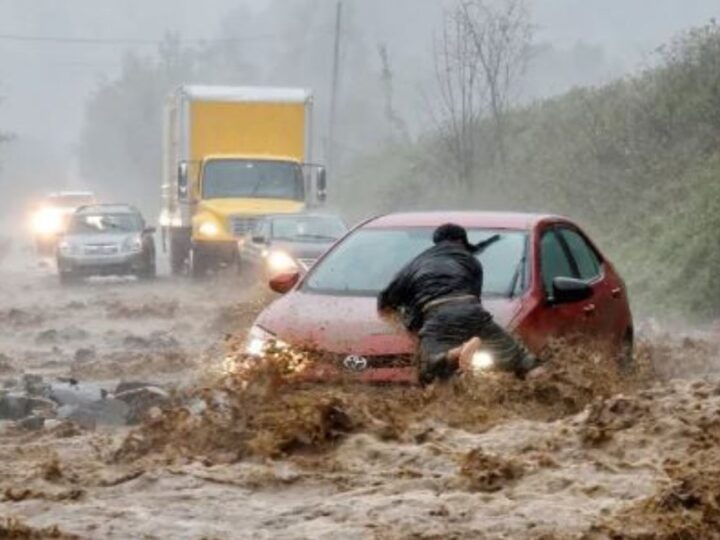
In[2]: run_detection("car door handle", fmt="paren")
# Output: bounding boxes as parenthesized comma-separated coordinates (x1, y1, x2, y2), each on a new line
(611, 287, 622, 298)
(583, 304, 596, 315)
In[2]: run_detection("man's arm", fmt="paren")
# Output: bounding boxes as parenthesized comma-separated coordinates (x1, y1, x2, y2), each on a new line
(377, 263, 413, 314)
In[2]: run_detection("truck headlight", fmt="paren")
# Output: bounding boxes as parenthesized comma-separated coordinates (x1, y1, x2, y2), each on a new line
(32, 208, 63, 235)
(470, 351, 495, 372)
(245, 325, 286, 356)
(198, 221, 220, 237)
(266, 251, 298, 273)
(121, 235, 142, 253)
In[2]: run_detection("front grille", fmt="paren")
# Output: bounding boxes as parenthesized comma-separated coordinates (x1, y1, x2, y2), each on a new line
(83, 244, 119, 255)
(229, 216, 258, 237)
(332, 354, 414, 370)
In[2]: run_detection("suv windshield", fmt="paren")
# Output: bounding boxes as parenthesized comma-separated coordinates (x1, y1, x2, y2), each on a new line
(304, 227, 528, 297)
(272, 216, 347, 242)
(67, 213, 142, 234)
(202, 160, 304, 200)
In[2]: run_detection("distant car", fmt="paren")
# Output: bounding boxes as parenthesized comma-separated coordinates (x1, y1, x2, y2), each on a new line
(56, 204, 156, 284)
(239, 213, 348, 279)
(31, 191, 96, 257)
(245, 211, 634, 383)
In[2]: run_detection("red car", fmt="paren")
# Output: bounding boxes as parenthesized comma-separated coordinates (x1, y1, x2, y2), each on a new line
(246, 212, 633, 383)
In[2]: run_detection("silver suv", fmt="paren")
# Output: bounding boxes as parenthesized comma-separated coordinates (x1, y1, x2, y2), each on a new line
(56, 204, 156, 284)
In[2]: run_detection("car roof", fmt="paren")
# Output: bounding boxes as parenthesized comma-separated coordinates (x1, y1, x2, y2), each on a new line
(75, 204, 140, 215)
(364, 211, 566, 231)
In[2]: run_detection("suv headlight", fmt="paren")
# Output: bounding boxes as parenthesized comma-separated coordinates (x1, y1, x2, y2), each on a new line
(58, 239, 78, 255)
(245, 325, 287, 356)
(122, 235, 143, 253)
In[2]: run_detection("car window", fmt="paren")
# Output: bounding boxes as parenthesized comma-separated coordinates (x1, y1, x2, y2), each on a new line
(558, 228, 601, 280)
(540, 230, 576, 295)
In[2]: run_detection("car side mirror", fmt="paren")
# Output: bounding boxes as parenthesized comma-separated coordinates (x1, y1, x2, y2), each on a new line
(252, 235, 267, 244)
(317, 167, 327, 202)
(144, 226, 156, 234)
(551, 277, 593, 304)
(269, 271, 300, 294)
(178, 162, 188, 199)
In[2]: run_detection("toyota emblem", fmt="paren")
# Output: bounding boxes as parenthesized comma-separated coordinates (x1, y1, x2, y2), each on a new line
(342, 355, 369, 371)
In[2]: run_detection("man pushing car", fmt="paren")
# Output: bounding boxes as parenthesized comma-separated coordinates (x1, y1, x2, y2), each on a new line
(378, 223, 543, 385)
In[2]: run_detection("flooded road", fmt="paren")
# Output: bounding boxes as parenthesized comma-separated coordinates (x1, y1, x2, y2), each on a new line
(1, 248, 720, 539)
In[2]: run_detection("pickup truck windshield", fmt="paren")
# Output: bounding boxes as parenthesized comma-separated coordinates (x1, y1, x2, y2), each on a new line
(202, 160, 305, 200)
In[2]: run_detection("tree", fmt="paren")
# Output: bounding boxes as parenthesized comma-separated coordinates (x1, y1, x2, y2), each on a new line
(460, 0, 532, 168)
(430, 0, 531, 187)
(431, 6, 483, 187)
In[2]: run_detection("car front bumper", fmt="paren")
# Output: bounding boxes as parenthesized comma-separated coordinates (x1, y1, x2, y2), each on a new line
(58, 252, 146, 275)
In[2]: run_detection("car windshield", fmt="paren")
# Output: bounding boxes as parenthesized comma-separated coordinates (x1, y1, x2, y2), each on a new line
(303, 227, 528, 297)
(67, 213, 142, 234)
(202, 160, 305, 200)
(272, 216, 347, 242)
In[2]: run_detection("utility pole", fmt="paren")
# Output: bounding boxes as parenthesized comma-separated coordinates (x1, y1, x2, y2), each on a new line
(327, 0, 343, 176)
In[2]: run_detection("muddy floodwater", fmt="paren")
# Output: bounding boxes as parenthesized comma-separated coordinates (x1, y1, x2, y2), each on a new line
(1, 251, 720, 539)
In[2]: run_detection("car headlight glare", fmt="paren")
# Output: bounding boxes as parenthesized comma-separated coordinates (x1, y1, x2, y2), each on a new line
(470, 351, 495, 372)
(198, 221, 220, 237)
(58, 240, 77, 255)
(32, 208, 63, 235)
(245, 325, 290, 357)
(266, 251, 298, 273)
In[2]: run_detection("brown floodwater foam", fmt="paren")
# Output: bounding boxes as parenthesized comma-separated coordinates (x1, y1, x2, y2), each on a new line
(114, 338, 656, 466)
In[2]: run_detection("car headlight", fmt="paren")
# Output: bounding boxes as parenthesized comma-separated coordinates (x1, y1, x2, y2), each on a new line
(32, 208, 63, 235)
(266, 251, 298, 273)
(198, 221, 220, 237)
(245, 325, 287, 356)
(58, 239, 78, 255)
(470, 351, 495, 372)
(122, 235, 143, 253)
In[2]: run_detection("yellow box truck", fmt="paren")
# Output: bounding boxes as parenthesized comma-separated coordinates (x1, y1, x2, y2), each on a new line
(160, 85, 326, 277)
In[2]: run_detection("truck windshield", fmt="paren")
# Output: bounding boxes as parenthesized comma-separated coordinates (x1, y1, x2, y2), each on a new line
(202, 160, 304, 200)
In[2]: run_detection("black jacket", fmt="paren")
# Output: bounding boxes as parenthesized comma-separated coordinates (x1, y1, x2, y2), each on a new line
(378, 241, 483, 332)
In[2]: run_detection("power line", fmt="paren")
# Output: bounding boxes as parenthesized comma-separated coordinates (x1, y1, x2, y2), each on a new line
(0, 31, 321, 46)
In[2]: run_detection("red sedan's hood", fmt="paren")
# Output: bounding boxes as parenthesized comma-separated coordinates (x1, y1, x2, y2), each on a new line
(256, 292, 522, 356)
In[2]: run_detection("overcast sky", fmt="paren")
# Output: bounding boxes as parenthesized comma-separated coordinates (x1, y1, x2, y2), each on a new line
(0, 0, 718, 160)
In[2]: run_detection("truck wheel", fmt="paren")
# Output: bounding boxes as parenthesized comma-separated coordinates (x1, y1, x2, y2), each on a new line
(189, 248, 208, 279)
(169, 236, 188, 275)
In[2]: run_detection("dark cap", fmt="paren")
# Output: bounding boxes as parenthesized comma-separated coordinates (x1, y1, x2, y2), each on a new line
(433, 223, 473, 250)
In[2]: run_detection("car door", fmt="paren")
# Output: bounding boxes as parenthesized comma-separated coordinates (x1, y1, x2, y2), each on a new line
(529, 227, 596, 348)
(243, 219, 269, 270)
(556, 227, 620, 345)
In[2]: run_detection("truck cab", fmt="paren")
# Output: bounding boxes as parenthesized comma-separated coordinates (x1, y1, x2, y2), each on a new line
(161, 85, 326, 277)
